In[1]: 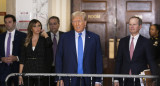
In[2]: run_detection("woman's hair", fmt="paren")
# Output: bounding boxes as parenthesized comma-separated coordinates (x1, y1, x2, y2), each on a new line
(24, 19, 42, 47)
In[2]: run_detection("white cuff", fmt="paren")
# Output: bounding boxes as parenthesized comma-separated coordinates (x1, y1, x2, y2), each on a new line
(114, 80, 119, 82)
(95, 82, 101, 85)
(17, 56, 19, 62)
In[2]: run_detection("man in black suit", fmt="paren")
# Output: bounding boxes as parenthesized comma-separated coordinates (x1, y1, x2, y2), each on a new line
(114, 16, 157, 86)
(0, 14, 26, 86)
(47, 16, 64, 86)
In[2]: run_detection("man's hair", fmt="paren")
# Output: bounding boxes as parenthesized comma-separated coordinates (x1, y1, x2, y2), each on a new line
(48, 16, 60, 24)
(72, 11, 87, 21)
(4, 14, 16, 22)
(129, 16, 142, 26)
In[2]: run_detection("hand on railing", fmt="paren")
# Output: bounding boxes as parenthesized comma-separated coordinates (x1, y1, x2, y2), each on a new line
(114, 82, 119, 86)
(57, 80, 64, 86)
(19, 76, 24, 85)
(95, 83, 101, 86)
(151, 81, 156, 86)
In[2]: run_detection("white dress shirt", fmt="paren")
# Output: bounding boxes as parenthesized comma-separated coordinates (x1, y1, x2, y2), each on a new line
(75, 29, 86, 58)
(50, 31, 60, 44)
(129, 34, 140, 50)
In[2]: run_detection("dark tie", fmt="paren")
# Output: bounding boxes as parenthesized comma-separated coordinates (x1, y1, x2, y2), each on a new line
(6, 33, 11, 65)
(53, 34, 57, 65)
(78, 33, 83, 74)
(129, 37, 134, 74)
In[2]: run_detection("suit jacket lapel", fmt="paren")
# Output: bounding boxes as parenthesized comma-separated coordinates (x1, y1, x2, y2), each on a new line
(12, 30, 18, 55)
(126, 36, 131, 61)
(83, 31, 91, 61)
(1, 32, 7, 57)
(70, 31, 77, 63)
(132, 35, 142, 60)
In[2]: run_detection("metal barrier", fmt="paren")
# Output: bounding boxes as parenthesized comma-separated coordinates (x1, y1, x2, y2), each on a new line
(5, 73, 158, 86)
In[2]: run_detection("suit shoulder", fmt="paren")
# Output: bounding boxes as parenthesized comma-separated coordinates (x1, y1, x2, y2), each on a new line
(139, 35, 152, 45)
(139, 35, 150, 41)
(60, 30, 73, 37)
(59, 31, 64, 34)
(0, 32, 7, 38)
(119, 36, 130, 42)
(87, 31, 100, 38)
(16, 30, 26, 36)
(140, 35, 149, 39)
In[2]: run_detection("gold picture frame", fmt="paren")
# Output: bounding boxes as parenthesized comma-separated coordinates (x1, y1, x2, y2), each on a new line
(0, 12, 6, 26)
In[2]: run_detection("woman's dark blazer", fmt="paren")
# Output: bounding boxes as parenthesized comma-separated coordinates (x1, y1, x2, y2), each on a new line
(20, 36, 53, 73)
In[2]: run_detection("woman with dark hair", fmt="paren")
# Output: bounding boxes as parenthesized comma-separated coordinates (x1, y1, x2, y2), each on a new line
(19, 19, 52, 86)
(149, 24, 160, 65)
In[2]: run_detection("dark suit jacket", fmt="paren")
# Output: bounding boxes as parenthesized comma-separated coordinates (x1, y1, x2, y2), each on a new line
(55, 30, 103, 86)
(150, 37, 160, 65)
(0, 30, 26, 84)
(115, 35, 157, 86)
(47, 31, 64, 66)
(20, 36, 52, 73)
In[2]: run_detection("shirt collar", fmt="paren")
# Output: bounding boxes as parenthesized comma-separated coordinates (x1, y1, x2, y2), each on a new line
(7, 29, 16, 35)
(50, 31, 59, 36)
(75, 29, 86, 37)
(130, 33, 139, 40)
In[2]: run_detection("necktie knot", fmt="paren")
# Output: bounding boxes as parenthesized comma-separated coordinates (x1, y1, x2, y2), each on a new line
(54, 34, 56, 37)
(9, 33, 11, 36)
(79, 33, 82, 36)
(132, 37, 134, 40)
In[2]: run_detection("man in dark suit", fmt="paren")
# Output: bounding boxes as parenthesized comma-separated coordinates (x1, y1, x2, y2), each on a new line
(47, 16, 64, 86)
(0, 14, 26, 86)
(55, 11, 103, 86)
(114, 16, 157, 86)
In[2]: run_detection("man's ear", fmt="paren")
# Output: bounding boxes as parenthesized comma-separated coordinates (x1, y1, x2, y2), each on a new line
(139, 25, 142, 30)
(85, 21, 87, 26)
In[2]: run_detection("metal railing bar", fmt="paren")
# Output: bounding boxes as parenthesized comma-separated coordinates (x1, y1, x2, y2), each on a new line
(5, 73, 158, 78)
(5, 73, 158, 86)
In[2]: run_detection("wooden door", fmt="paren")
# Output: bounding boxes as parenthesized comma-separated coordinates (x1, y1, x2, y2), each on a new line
(71, 0, 160, 86)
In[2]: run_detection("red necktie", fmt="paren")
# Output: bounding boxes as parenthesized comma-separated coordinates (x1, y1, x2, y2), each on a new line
(129, 37, 134, 74)
(130, 37, 134, 60)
